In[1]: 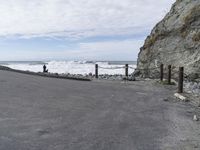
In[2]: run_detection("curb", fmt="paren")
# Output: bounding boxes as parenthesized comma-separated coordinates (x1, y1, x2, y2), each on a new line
(0, 66, 92, 81)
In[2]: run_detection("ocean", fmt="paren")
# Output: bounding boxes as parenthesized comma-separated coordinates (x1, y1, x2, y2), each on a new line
(0, 61, 137, 75)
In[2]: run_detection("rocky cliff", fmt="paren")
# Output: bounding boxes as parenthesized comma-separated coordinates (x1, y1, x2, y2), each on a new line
(136, 0, 200, 80)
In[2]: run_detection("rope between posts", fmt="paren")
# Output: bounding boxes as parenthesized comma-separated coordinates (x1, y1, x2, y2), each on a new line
(95, 63, 199, 94)
(98, 66, 125, 70)
(128, 66, 136, 69)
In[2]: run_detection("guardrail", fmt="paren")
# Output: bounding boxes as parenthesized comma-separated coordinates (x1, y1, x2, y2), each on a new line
(95, 63, 190, 93)
(95, 64, 134, 79)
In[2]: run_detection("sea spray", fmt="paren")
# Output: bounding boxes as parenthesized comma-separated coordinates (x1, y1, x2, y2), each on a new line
(2, 61, 136, 75)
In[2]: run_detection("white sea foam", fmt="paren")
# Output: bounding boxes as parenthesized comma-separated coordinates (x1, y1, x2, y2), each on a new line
(4, 61, 136, 75)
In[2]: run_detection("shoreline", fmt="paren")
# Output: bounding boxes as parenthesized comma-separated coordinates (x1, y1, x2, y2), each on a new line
(0, 65, 92, 81)
(0, 65, 136, 82)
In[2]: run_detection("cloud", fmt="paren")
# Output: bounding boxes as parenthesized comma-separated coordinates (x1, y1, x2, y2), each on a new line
(0, 39, 143, 61)
(73, 39, 144, 60)
(0, 0, 175, 39)
(0, 0, 176, 61)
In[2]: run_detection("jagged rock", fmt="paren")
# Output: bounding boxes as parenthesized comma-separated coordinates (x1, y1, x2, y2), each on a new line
(128, 75, 136, 81)
(193, 115, 199, 121)
(136, 0, 200, 79)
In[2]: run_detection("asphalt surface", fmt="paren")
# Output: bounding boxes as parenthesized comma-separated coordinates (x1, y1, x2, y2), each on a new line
(0, 70, 199, 150)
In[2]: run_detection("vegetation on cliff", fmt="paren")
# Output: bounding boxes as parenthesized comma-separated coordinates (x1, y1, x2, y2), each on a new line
(137, 0, 200, 80)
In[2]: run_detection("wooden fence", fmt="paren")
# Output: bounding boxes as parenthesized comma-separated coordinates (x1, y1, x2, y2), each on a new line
(95, 63, 185, 93)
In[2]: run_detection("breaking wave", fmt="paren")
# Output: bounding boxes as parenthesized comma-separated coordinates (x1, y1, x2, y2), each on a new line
(3, 61, 136, 75)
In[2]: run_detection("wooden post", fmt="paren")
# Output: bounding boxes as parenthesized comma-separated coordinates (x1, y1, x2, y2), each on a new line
(160, 64, 164, 81)
(95, 64, 98, 79)
(178, 67, 184, 93)
(168, 65, 171, 84)
(125, 64, 129, 77)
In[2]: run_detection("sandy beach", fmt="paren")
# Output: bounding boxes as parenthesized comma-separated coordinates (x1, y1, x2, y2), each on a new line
(0, 70, 199, 150)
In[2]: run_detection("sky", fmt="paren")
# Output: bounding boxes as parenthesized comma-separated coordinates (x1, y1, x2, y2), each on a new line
(0, 0, 176, 61)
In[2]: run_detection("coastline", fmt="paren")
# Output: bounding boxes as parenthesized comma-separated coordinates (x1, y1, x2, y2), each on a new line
(0, 65, 136, 82)
(0, 65, 92, 81)
(0, 60, 137, 75)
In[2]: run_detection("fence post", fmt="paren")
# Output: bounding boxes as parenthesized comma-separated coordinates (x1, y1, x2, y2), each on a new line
(160, 64, 164, 81)
(125, 64, 129, 77)
(168, 65, 171, 84)
(178, 67, 184, 93)
(95, 64, 98, 79)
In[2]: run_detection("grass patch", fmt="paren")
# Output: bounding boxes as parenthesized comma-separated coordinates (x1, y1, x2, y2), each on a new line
(184, 5, 200, 25)
(180, 5, 200, 38)
(180, 25, 188, 38)
(192, 32, 200, 42)
(143, 32, 167, 48)
(145, 35, 157, 47)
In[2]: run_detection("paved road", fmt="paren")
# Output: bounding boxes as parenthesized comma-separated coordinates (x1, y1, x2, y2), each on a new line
(0, 70, 199, 150)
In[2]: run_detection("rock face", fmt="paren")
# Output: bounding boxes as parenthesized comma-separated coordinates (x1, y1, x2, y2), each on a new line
(137, 0, 200, 79)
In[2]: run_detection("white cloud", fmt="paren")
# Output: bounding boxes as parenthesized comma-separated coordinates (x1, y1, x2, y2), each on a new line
(0, 39, 143, 61)
(0, 0, 176, 61)
(0, 0, 175, 39)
